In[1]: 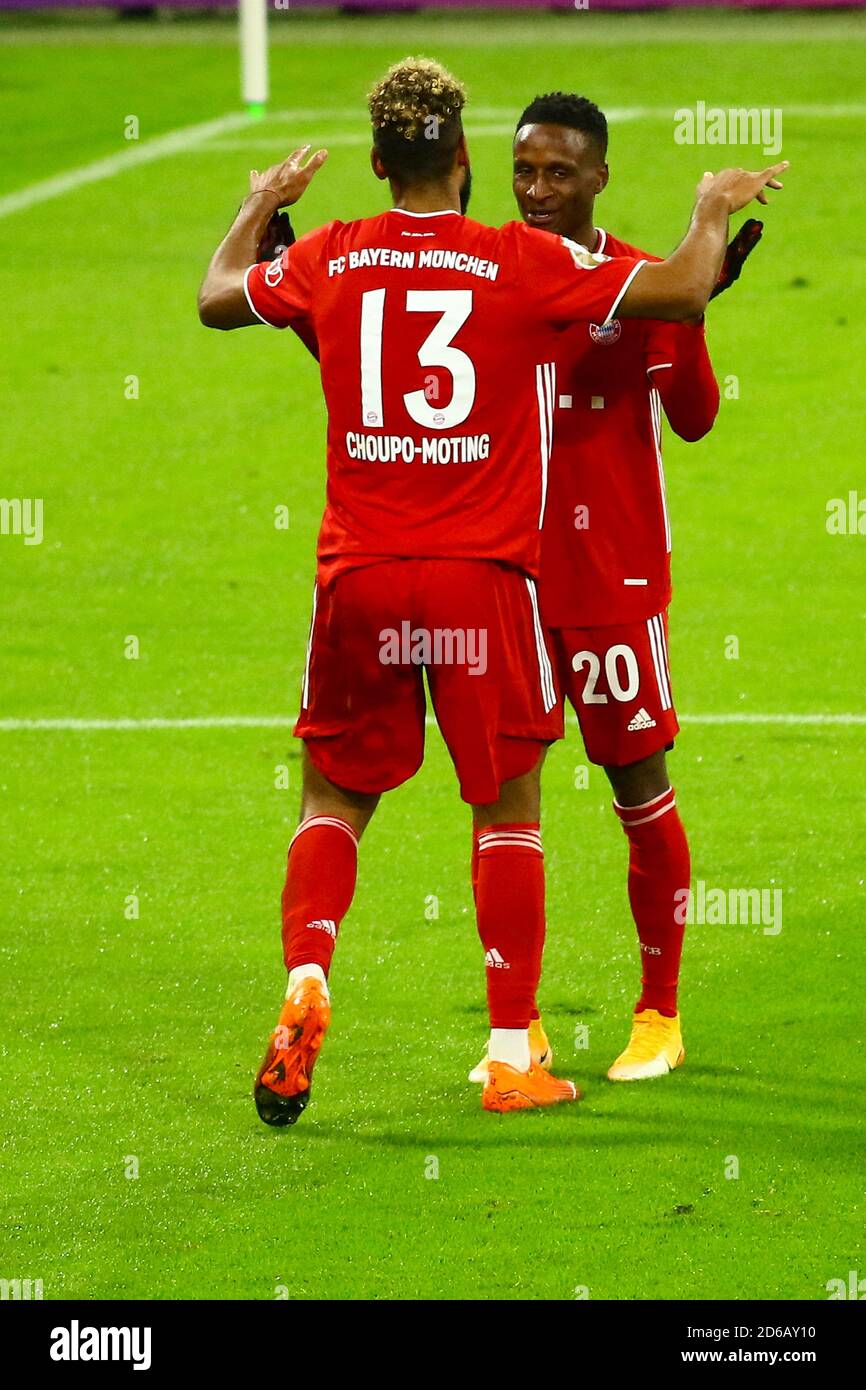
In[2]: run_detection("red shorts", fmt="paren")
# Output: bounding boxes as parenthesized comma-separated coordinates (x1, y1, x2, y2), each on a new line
(549, 610, 679, 767)
(295, 559, 563, 805)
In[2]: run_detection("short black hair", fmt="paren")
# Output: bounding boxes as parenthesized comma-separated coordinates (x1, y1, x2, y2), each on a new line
(515, 92, 608, 157)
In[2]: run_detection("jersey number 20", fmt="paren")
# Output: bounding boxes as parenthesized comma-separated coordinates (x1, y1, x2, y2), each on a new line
(573, 645, 640, 704)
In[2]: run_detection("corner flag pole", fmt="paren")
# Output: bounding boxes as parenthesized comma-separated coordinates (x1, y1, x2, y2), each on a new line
(240, 0, 269, 120)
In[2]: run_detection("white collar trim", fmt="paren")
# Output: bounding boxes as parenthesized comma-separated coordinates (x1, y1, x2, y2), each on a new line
(389, 208, 461, 219)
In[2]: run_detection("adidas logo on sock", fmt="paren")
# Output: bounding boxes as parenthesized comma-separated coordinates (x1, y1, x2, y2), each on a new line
(627, 707, 657, 732)
(307, 918, 337, 938)
(484, 948, 510, 970)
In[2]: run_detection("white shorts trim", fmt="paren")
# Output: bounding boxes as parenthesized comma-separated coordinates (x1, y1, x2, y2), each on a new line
(646, 613, 673, 712)
(525, 577, 557, 714)
(301, 583, 318, 709)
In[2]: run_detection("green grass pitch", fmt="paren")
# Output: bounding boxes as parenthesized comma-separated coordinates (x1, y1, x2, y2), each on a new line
(1, 9, 864, 1301)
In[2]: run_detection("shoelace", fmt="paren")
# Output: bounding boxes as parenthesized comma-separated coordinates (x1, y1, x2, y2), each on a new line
(626, 1017, 672, 1060)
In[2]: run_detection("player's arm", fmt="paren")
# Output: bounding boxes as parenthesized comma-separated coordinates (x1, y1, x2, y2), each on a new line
(618, 163, 787, 321)
(198, 145, 327, 330)
(646, 321, 719, 442)
(643, 212, 765, 437)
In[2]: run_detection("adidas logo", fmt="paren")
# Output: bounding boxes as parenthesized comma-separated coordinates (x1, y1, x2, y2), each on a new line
(627, 707, 657, 732)
(307, 919, 337, 938)
(484, 948, 510, 970)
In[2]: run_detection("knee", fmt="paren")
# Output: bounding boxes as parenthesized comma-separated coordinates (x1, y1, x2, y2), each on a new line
(606, 751, 670, 809)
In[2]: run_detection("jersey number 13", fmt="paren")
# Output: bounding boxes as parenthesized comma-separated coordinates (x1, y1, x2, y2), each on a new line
(359, 288, 476, 431)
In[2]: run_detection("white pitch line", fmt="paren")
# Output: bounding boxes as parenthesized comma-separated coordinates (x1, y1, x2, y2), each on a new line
(200, 123, 518, 153)
(0, 716, 296, 732)
(676, 713, 866, 726)
(261, 103, 866, 123)
(0, 109, 272, 222)
(208, 103, 866, 151)
(4, 98, 865, 221)
(0, 106, 377, 220)
(0, 713, 863, 733)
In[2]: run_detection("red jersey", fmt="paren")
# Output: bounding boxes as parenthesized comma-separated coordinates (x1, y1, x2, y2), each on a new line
(538, 230, 719, 628)
(244, 210, 644, 585)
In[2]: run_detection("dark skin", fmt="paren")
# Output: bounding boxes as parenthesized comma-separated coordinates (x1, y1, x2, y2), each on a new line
(198, 132, 786, 329)
(199, 134, 785, 817)
(514, 120, 706, 806)
(300, 744, 545, 841)
(513, 121, 607, 249)
(200, 134, 545, 830)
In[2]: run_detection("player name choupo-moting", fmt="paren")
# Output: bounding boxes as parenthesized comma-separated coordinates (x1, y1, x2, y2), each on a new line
(346, 432, 490, 463)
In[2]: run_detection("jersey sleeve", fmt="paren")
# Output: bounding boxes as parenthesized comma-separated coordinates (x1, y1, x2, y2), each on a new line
(243, 221, 334, 333)
(511, 223, 647, 328)
(644, 319, 720, 442)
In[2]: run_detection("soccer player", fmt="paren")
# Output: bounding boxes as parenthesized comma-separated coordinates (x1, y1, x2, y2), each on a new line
(471, 93, 759, 1086)
(198, 58, 786, 1124)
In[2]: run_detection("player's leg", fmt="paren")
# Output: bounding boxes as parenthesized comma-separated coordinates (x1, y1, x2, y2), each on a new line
(549, 612, 688, 1081)
(255, 563, 424, 1127)
(472, 756, 543, 1073)
(423, 560, 577, 1112)
(468, 756, 552, 1083)
(280, 747, 379, 986)
(604, 748, 689, 1080)
(254, 754, 380, 1127)
(471, 755, 578, 1111)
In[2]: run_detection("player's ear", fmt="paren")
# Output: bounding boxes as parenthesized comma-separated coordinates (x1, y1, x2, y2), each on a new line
(370, 147, 388, 182)
(597, 162, 610, 195)
(456, 132, 469, 169)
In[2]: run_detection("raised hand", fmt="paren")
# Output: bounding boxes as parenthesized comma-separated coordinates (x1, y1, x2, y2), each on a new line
(696, 162, 788, 215)
(249, 145, 329, 208)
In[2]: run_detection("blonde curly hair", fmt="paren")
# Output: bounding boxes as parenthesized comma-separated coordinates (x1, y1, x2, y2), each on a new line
(368, 57, 466, 182)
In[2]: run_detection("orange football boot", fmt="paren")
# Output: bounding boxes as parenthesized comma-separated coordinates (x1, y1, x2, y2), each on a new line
(254, 976, 331, 1127)
(482, 1060, 581, 1113)
(468, 1017, 553, 1084)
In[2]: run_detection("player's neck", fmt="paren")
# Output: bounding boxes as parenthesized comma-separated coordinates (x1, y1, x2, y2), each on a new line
(565, 220, 599, 253)
(392, 183, 461, 215)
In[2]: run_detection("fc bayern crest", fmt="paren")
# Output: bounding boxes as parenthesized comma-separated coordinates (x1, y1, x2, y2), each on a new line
(589, 320, 622, 345)
(264, 258, 284, 287)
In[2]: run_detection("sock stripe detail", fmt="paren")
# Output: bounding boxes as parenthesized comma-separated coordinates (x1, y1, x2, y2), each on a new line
(478, 830, 541, 842)
(621, 798, 677, 828)
(614, 785, 674, 815)
(477, 829, 543, 854)
(290, 815, 359, 850)
(479, 838, 543, 852)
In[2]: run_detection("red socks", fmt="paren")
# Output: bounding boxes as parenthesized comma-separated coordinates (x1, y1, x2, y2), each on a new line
(281, 815, 359, 976)
(472, 825, 542, 1022)
(614, 787, 690, 1017)
(474, 823, 545, 1029)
